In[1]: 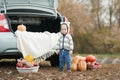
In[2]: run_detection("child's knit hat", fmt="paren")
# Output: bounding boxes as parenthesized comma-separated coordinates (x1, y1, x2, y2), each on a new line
(60, 17, 70, 27)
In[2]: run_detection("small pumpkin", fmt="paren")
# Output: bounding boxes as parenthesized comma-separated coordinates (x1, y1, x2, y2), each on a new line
(71, 63, 77, 71)
(78, 56, 86, 61)
(86, 55, 96, 62)
(24, 54, 34, 63)
(77, 60, 87, 71)
(72, 55, 80, 64)
(17, 24, 26, 31)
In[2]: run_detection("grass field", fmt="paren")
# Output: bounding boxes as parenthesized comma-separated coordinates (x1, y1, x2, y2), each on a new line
(72, 53, 120, 59)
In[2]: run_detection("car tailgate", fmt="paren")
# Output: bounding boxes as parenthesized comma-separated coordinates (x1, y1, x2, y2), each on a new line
(0, 0, 58, 18)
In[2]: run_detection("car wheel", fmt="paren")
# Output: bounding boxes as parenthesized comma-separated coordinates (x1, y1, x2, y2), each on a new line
(49, 53, 59, 67)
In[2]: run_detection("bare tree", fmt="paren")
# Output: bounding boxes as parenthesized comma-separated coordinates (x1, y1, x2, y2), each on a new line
(113, 0, 120, 27)
(90, 0, 102, 29)
(108, 0, 114, 28)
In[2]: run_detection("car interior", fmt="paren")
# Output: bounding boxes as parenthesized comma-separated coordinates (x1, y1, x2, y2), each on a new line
(8, 16, 61, 33)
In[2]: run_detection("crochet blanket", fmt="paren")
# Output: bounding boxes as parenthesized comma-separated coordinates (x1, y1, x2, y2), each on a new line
(15, 31, 59, 59)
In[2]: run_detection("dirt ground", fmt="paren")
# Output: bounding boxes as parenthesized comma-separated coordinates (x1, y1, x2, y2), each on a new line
(0, 60, 120, 80)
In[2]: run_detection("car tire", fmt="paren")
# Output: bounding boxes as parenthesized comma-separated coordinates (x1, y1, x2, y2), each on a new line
(49, 53, 59, 67)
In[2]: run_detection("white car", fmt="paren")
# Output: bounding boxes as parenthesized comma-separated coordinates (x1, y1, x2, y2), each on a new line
(0, 0, 65, 67)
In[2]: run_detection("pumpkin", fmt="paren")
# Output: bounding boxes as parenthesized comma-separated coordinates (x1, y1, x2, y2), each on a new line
(24, 54, 34, 63)
(77, 60, 87, 71)
(71, 63, 77, 71)
(72, 55, 80, 64)
(86, 55, 96, 62)
(17, 24, 26, 31)
(78, 56, 86, 61)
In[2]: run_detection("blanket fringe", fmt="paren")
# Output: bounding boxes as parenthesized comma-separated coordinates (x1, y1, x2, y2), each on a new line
(36, 50, 55, 61)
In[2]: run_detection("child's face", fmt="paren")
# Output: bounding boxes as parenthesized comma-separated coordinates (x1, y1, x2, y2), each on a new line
(61, 24, 68, 35)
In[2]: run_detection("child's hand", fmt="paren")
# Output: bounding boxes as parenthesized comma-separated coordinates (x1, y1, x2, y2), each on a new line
(69, 51, 73, 55)
(55, 50, 60, 55)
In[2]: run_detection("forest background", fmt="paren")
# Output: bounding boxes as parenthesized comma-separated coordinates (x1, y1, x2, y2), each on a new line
(58, 0, 120, 54)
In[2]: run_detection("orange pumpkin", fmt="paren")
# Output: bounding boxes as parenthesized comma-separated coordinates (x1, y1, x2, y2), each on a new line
(17, 24, 26, 31)
(77, 60, 87, 71)
(78, 56, 86, 61)
(86, 55, 96, 62)
(71, 63, 77, 71)
(72, 55, 80, 64)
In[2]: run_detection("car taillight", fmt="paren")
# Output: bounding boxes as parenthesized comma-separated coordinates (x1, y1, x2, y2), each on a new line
(0, 13, 10, 32)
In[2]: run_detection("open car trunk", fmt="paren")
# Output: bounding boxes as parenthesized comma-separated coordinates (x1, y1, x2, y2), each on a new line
(1, 0, 60, 32)
(8, 15, 61, 33)
(0, 0, 58, 18)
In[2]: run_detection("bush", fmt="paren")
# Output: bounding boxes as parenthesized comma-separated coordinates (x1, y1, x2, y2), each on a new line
(73, 27, 120, 54)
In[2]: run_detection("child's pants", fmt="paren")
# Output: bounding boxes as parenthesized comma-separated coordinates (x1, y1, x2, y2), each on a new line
(59, 49, 71, 70)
